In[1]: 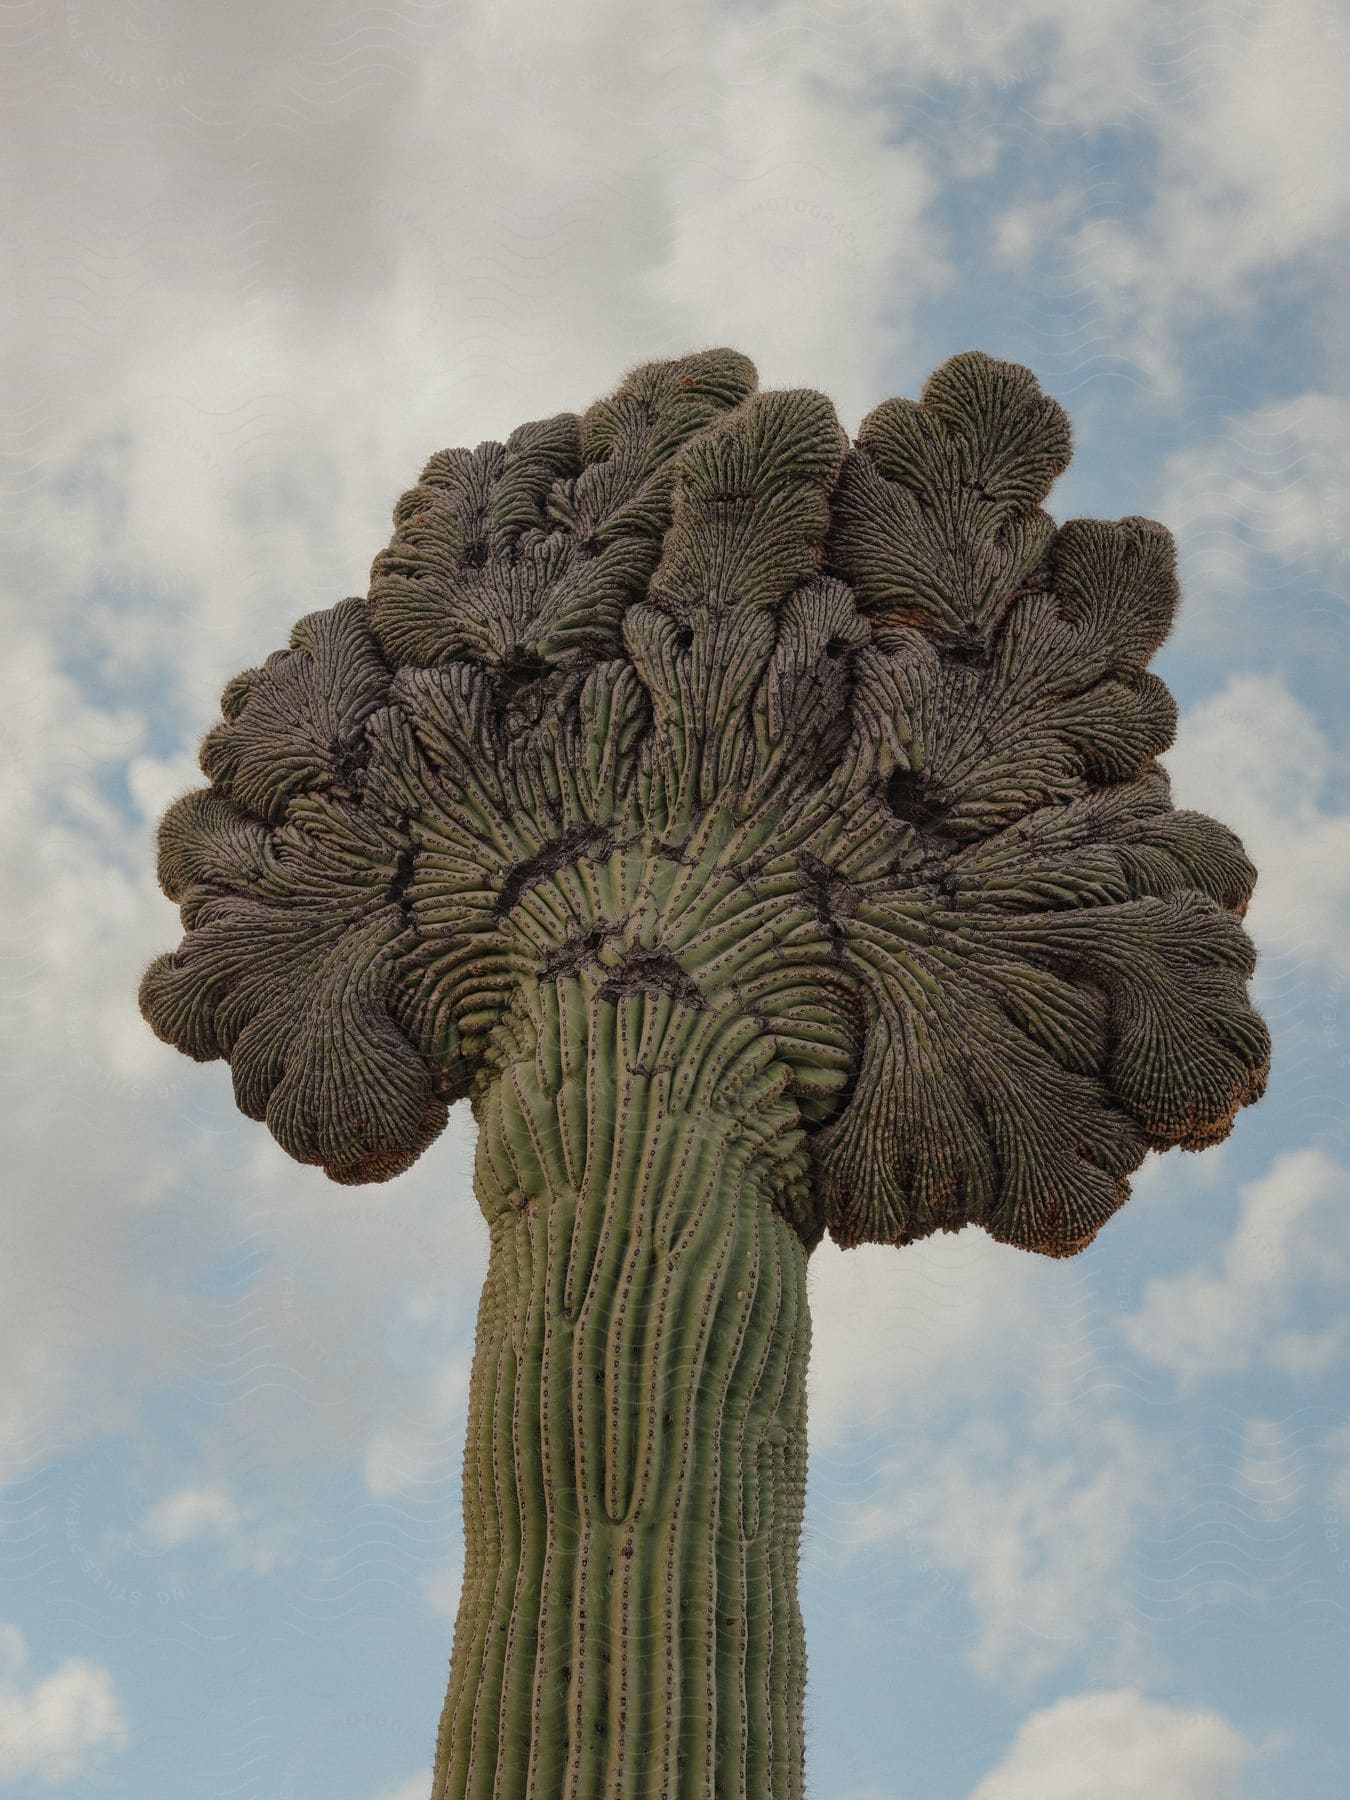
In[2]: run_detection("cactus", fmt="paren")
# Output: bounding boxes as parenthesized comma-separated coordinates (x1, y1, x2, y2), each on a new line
(138, 349, 1270, 1797)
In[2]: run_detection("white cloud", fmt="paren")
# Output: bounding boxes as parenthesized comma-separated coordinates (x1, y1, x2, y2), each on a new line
(640, 10, 943, 437)
(1162, 394, 1350, 655)
(1167, 393, 1350, 570)
(805, 1160, 1307, 1689)
(0, 1621, 130, 1786)
(838, 1413, 1160, 1686)
(806, 1226, 1080, 1446)
(969, 1, 1350, 388)
(141, 1483, 242, 1546)
(363, 1352, 472, 1501)
(137, 1480, 292, 1576)
(7, 0, 937, 626)
(0, 629, 184, 1489)
(373, 1773, 433, 1800)
(1154, 2, 1349, 261)
(420, 1549, 465, 1624)
(1161, 674, 1350, 979)
(1326, 1423, 1350, 1522)
(1093, 2, 1348, 388)
(1119, 1148, 1350, 1388)
(1235, 1418, 1307, 1517)
(971, 1688, 1261, 1800)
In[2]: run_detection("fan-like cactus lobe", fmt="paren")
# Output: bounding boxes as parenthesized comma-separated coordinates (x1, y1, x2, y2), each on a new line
(140, 348, 1270, 1796)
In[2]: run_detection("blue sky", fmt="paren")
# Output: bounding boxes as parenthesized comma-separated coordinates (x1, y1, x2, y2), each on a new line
(2, 1, 1348, 1795)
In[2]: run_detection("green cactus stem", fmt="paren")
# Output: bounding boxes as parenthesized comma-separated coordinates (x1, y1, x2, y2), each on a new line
(437, 975, 813, 1797)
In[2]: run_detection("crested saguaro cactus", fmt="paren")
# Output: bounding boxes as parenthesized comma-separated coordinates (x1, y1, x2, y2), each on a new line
(139, 349, 1270, 1797)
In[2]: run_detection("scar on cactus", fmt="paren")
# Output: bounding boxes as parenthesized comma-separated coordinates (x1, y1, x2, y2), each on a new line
(140, 349, 1270, 1796)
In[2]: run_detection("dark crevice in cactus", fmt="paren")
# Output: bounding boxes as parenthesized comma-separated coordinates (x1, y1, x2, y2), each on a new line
(596, 949, 705, 1009)
(387, 845, 416, 926)
(331, 735, 372, 800)
(496, 824, 615, 916)
(944, 635, 992, 671)
(494, 646, 551, 705)
(884, 765, 952, 831)
(537, 922, 623, 983)
(796, 851, 856, 954)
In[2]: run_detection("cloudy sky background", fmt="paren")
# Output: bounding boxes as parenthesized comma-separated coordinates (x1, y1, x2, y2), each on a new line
(2, 1, 1349, 1794)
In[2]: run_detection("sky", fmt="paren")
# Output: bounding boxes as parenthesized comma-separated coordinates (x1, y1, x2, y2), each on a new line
(2, 0, 1348, 1794)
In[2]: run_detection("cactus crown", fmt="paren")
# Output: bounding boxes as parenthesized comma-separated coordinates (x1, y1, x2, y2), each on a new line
(140, 348, 1269, 1256)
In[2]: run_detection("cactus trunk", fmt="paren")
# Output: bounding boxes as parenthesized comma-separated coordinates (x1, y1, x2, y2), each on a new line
(430, 972, 814, 1800)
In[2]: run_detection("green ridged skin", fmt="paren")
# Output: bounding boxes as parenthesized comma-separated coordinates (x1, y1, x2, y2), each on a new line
(436, 977, 811, 1797)
(138, 348, 1270, 1795)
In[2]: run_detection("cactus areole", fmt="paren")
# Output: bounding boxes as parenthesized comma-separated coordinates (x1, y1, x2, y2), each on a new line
(139, 350, 1270, 1796)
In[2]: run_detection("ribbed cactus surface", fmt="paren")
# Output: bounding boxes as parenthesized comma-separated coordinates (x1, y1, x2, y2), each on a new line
(439, 976, 811, 1797)
(139, 348, 1270, 1796)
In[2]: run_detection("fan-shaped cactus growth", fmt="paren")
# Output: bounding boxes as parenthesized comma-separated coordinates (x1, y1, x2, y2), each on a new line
(139, 349, 1270, 1798)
